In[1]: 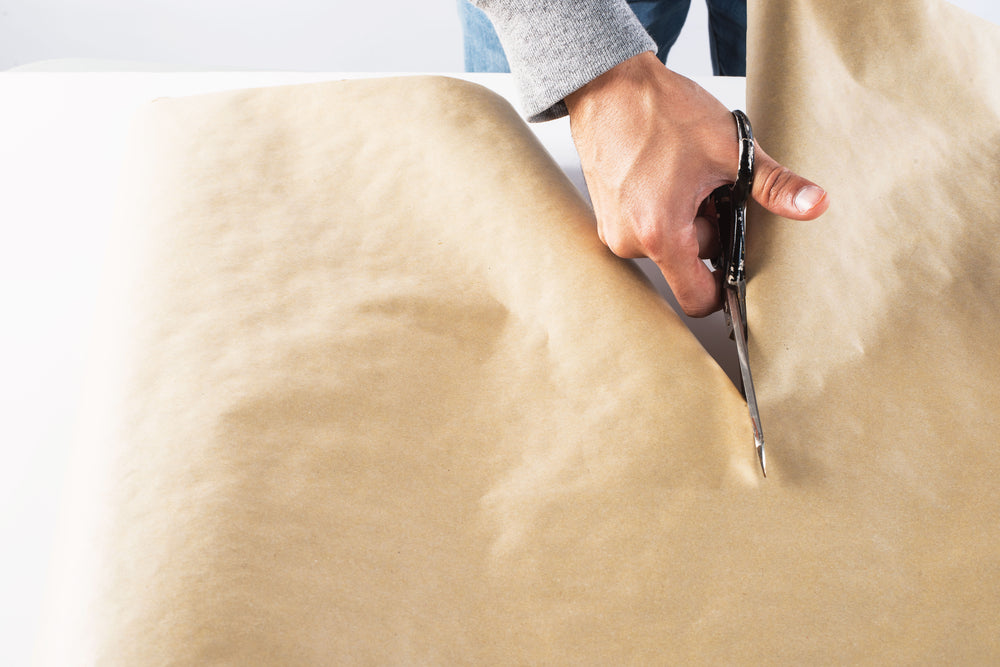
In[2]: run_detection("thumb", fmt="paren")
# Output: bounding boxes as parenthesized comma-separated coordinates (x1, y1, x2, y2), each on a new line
(751, 144, 830, 220)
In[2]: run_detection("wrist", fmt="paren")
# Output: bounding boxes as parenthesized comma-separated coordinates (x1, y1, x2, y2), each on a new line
(565, 51, 665, 118)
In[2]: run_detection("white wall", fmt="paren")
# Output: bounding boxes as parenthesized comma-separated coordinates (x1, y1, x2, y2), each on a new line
(1, 0, 467, 71)
(2, 1, 993, 74)
(1, 1, 998, 666)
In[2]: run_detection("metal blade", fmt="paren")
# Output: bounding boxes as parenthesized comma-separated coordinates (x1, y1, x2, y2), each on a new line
(727, 286, 766, 476)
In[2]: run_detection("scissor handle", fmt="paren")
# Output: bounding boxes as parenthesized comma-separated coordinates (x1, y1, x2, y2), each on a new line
(715, 110, 755, 288)
(731, 110, 755, 206)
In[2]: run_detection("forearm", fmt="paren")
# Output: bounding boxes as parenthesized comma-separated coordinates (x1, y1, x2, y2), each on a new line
(470, 0, 655, 121)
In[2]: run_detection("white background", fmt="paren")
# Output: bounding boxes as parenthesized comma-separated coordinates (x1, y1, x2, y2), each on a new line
(1, 1, 998, 665)
(1, 0, 998, 75)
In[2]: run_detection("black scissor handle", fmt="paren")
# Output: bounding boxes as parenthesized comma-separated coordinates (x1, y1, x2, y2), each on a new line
(712, 110, 755, 288)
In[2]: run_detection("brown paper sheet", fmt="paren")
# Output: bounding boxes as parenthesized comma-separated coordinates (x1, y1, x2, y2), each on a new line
(40, 1, 1000, 660)
(40, 77, 750, 664)
(745, 0, 1000, 659)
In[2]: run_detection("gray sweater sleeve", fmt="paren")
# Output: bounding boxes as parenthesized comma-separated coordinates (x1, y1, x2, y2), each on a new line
(470, 0, 656, 121)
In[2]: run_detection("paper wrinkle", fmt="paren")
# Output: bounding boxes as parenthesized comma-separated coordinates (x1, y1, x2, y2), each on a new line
(41, 2, 1000, 654)
(43, 75, 758, 664)
(748, 0, 999, 656)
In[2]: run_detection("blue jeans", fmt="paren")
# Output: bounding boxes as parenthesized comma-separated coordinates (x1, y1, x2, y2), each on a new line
(458, 1, 512, 72)
(458, 0, 746, 76)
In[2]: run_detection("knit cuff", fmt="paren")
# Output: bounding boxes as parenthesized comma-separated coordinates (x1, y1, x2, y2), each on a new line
(472, 0, 657, 121)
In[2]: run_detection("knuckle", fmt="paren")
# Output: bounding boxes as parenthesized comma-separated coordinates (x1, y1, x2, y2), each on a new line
(675, 292, 715, 318)
(667, 271, 720, 318)
(759, 165, 796, 209)
(600, 226, 630, 258)
(605, 238, 629, 258)
(632, 220, 666, 262)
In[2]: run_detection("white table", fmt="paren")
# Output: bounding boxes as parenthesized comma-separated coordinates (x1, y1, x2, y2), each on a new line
(0, 70, 744, 664)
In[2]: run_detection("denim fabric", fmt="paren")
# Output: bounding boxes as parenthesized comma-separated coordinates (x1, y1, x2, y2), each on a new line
(457, 0, 745, 76)
(706, 0, 746, 75)
(458, 0, 511, 73)
(626, 0, 692, 63)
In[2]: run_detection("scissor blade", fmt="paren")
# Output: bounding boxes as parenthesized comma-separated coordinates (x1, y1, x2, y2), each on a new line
(727, 286, 766, 476)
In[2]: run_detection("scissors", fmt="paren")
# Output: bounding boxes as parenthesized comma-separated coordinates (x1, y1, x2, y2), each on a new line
(711, 110, 766, 477)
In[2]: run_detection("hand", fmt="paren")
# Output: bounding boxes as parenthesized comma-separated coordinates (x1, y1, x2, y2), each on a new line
(565, 52, 829, 317)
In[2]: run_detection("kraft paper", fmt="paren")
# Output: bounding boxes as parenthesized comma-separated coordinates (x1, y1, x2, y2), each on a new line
(39, 1, 1000, 661)
(40, 76, 750, 664)
(746, 0, 1000, 659)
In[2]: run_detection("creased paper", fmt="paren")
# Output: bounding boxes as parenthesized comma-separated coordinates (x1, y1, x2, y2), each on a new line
(40, 76, 751, 664)
(40, 1, 1000, 659)
(746, 0, 1000, 659)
